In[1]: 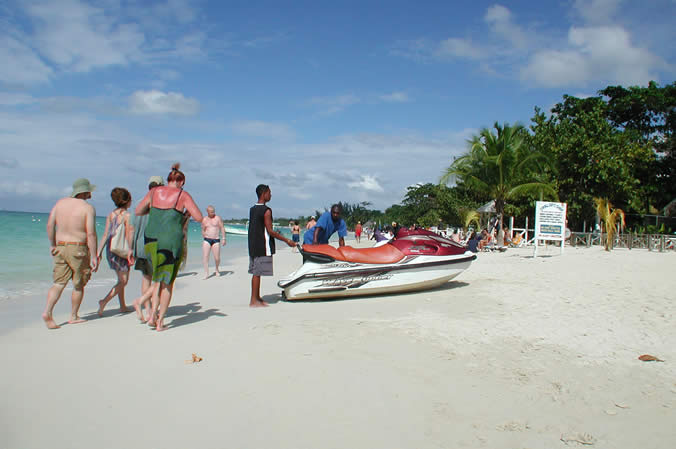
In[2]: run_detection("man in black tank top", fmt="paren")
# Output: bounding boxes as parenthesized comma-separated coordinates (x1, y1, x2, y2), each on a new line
(248, 184, 297, 307)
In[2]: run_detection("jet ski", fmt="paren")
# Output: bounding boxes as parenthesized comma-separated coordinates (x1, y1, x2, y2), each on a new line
(278, 228, 476, 300)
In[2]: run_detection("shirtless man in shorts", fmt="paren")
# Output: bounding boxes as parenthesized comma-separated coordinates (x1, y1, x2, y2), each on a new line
(43, 178, 99, 329)
(201, 205, 227, 279)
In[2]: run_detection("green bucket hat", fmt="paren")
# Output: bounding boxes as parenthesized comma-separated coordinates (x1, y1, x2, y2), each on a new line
(71, 178, 96, 197)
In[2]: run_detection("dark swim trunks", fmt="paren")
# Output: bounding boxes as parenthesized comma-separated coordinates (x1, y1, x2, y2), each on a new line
(204, 238, 220, 246)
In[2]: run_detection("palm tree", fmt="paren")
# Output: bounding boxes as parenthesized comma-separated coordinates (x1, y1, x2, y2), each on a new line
(440, 122, 557, 229)
(459, 208, 480, 232)
(594, 198, 625, 251)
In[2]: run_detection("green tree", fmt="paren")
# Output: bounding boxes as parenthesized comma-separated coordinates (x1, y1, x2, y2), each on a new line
(599, 82, 675, 207)
(530, 99, 657, 228)
(441, 122, 557, 230)
(316, 201, 384, 229)
(387, 183, 478, 228)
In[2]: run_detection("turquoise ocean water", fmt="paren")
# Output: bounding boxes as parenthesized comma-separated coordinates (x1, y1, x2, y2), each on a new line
(0, 210, 293, 301)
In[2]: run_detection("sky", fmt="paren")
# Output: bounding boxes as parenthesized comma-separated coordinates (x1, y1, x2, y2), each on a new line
(0, 0, 674, 218)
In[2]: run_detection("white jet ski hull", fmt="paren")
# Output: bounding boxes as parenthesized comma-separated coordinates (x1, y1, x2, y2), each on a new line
(278, 252, 475, 300)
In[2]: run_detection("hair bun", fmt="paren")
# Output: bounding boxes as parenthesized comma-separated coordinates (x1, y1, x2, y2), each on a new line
(172, 162, 181, 171)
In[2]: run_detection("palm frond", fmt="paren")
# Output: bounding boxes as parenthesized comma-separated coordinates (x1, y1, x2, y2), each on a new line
(459, 209, 480, 231)
(594, 197, 625, 251)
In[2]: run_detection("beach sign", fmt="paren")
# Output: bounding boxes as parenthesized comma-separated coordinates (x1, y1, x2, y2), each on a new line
(533, 201, 567, 256)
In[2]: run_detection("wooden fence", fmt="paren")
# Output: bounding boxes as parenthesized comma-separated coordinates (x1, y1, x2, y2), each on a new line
(569, 232, 676, 251)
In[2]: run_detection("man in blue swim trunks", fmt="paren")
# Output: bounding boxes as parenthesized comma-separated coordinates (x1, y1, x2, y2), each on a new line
(201, 205, 226, 279)
(303, 204, 348, 247)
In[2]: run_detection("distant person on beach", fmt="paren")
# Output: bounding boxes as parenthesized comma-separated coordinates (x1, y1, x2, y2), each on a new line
(354, 221, 363, 243)
(201, 205, 227, 279)
(96, 187, 134, 316)
(497, 226, 505, 247)
(305, 216, 316, 230)
(503, 226, 512, 246)
(391, 221, 401, 238)
(291, 220, 301, 252)
(42, 178, 98, 329)
(135, 163, 204, 331)
(303, 204, 347, 246)
(248, 184, 296, 307)
(372, 226, 394, 247)
(131, 176, 164, 322)
(467, 231, 480, 253)
(478, 229, 492, 251)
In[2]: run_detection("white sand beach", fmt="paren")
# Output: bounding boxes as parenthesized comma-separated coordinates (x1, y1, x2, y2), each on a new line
(1, 243, 675, 449)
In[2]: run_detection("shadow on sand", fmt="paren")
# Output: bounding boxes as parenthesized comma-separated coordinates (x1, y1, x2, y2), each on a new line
(261, 293, 284, 305)
(83, 307, 133, 321)
(202, 270, 235, 280)
(165, 301, 227, 329)
(282, 280, 471, 303)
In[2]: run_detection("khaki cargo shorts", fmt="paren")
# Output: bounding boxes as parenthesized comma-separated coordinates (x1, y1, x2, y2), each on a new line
(53, 243, 91, 289)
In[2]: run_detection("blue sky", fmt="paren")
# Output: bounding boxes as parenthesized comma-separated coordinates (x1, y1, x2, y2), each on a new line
(1, 0, 674, 218)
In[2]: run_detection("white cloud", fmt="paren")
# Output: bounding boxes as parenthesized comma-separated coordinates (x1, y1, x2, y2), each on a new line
(160, 0, 198, 24)
(0, 36, 53, 85)
(0, 101, 468, 216)
(26, 0, 145, 72)
(347, 175, 385, 193)
(393, 3, 670, 89)
(521, 50, 590, 86)
(573, 0, 623, 24)
(0, 92, 37, 106)
(230, 120, 295, 140)
(484, 4, 528, 49)
(0, 0, 215, 86)
(309, 94, 360, 115)
(0, 180, 61, 199)
(522, 26, 663, 87)
(379, 91, 410, 103)
(128, 90, 199, 115)
(434, 38, 487, 60)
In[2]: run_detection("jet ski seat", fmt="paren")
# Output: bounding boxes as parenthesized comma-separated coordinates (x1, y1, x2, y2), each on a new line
(338, 245, 405, 264)
(301, 244, 344, 261)
(302, 244, 405, 264)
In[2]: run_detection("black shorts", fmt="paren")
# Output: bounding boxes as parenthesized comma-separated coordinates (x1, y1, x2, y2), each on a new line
(134, 258, 153, 277)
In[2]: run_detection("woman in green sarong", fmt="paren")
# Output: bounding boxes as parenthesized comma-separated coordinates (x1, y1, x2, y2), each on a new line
(134, 163, 203, 331)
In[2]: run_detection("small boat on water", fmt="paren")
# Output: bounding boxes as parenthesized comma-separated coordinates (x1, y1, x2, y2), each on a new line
(227, 222, 284, 236)
(278, 228, 475, 300)
(226, 226, 248, 235)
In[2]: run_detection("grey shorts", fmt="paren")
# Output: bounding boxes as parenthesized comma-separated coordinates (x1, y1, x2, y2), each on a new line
(248, 256, 273, 276)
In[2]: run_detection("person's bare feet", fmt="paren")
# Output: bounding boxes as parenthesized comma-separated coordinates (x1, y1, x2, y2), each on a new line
(68, 317, 86, 324)
(156, 320, 167, 331)
(249, 299, 268, 308)
(97, 299, 106, 317)
(42, 313, 60, 329)
(203, 273, 209, 280)
(133, 300, 144, 321)
(120, 307, 131, 314)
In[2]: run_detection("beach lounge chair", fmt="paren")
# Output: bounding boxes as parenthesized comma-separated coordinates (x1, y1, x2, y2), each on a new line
(509, 234, 521, 247)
